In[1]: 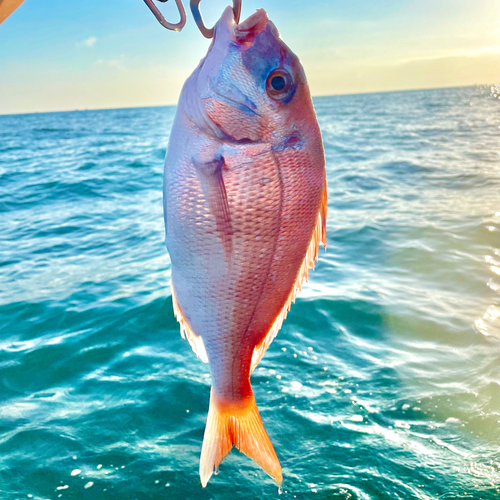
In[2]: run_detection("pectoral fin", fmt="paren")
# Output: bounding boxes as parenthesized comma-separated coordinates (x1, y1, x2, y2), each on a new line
(194, 156, 233, 258)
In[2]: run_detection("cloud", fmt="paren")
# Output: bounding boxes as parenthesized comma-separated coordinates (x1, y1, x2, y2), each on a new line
(83, 36, 97, 48)
(94, 58, 126, 71)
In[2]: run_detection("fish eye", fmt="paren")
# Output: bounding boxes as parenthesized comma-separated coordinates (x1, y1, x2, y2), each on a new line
(266, 69, 294, 101)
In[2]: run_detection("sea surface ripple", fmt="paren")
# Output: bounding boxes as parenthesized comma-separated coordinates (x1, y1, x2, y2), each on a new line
(0, 87, 499, 500)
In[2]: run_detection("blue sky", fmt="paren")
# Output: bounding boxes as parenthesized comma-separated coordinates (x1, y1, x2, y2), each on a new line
(0, 0, 499, 114)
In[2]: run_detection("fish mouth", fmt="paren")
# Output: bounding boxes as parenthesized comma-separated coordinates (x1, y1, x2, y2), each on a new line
(207, 8, 269, 117)
(214, 6, 271, 46)
(234, 8, 270, 44)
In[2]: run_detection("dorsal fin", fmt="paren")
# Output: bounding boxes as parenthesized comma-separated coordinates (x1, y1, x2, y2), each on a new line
(250, 177, 327, 372)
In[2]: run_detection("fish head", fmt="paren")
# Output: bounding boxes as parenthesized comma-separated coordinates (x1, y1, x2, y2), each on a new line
(182, 6, 318, 147)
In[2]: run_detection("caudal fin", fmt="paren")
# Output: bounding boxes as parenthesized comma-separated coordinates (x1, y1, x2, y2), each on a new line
(199, 388, 282, 487)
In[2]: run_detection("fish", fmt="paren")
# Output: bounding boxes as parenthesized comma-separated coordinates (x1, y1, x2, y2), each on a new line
(163, 5, 327, 487)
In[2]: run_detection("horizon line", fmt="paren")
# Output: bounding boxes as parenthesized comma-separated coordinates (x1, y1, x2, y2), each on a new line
(0, 83, 490, 118)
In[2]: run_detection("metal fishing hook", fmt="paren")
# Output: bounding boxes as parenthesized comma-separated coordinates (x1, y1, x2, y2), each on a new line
(190, 0, 241, 38)
(143, 0, 241, 38)
(143, 0, 187, 32)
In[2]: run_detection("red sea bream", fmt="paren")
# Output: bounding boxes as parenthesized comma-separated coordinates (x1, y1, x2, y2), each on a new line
(163, 6, 327, 487)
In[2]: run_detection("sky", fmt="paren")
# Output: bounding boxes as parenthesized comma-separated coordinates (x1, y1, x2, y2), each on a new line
(0, 0, 499, 114)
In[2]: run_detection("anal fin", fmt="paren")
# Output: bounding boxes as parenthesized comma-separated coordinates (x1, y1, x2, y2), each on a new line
(171, 283, 209, 363)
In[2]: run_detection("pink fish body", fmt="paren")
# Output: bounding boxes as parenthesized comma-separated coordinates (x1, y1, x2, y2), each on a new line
(164, 6, 327, 487)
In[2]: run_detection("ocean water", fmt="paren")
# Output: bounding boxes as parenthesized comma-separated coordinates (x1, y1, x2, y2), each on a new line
(0, 86, 499, 500)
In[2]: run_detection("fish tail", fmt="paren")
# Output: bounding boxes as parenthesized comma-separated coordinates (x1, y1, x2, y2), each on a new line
(199, 388, 282, 487)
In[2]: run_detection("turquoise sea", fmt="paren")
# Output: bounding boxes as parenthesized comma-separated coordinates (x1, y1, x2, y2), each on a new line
(1, 86, 499, 500)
